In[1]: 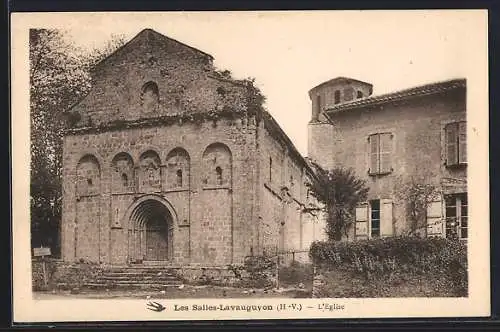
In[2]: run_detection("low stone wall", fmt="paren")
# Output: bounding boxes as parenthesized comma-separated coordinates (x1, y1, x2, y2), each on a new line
(32, 259, 105, 291)
(170, 265, 238, 285)
(311, 271, 325, 298)
(32, 261, 279, 291)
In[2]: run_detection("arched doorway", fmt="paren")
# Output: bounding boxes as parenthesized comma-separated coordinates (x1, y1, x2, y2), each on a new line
(128, 198, 174, 263)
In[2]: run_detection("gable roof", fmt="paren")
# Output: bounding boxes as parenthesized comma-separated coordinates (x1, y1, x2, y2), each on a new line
(323, 78, 466, 119)
(93, 28, 214, 72)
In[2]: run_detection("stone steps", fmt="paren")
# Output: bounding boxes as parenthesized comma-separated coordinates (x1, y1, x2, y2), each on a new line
(101, 272, 176, 276)
(80, 266, 184, 290)
(84, 283, 182, 290)
(95, 278, 181, 284)
(98, 275, 179, 281)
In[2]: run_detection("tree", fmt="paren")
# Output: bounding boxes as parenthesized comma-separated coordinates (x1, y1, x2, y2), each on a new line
(29, 29, 125, 255)
(395, 176, 440, 237)
(306, 162, 369, 241)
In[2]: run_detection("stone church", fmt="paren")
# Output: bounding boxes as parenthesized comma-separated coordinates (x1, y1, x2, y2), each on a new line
(61, 29, 325, 267)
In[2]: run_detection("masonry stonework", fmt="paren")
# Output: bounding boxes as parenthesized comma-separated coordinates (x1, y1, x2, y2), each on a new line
(61, 29, 325, 267)
(308, 77, 467, 240)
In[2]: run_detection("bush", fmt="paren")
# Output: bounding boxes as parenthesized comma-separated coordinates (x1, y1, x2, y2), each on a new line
(310, 237, 468, 297)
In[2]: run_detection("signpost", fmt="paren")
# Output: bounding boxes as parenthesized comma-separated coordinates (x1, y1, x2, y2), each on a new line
(33, 246, 51, 287)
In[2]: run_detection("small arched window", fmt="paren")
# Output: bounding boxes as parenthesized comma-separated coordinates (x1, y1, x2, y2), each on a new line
(141, 81, 159, 110)
(314, 95, 321, 120)
(357, 90, 363, 99)
(121, 173, 128, 187)
(216, 166, 223, 185)
(334, 90, 341, 104)
(87, 178, 93, 186)
(176, 169, 183, 187)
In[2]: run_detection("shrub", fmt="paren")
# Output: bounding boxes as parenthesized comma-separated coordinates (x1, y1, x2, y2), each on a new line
(310, 237, 468, 297)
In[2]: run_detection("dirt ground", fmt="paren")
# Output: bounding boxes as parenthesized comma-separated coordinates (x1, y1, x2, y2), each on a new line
(33, 285, 312, 300)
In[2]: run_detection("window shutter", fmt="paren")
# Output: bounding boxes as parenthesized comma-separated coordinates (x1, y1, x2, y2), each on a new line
(369, 134, 379, 174)
(446, 123, 458, 165)
(355, 204, 369, 240)
(426, 199, 444, 237)
(380, 199, 393, 237)
(379, 133, 393, 173)
(458, 121, 467, 164)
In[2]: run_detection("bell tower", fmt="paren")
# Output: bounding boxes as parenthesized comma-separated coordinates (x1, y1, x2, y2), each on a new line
(307, 77, 373, 168)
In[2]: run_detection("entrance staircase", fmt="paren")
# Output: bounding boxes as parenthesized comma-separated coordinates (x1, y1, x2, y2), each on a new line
(83, 265, 184, 290)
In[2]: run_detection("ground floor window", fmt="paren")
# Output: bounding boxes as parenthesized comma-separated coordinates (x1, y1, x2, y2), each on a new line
(445, 193, 468, 240)
(370, 199, 381, 238)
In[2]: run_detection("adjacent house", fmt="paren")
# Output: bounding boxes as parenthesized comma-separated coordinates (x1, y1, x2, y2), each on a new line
(307, 77, 467, 240)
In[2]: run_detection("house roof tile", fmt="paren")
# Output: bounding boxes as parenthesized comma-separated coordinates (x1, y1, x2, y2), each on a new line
(324, 78, 466, 117)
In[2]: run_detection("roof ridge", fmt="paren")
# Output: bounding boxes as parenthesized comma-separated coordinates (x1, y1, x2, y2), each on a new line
(92, 28, 214, 72)
(142, 28, 214, 60)
(324, 78, 466, 114)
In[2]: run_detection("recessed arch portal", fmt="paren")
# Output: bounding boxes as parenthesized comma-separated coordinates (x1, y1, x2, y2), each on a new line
(127, 197, 175, 262)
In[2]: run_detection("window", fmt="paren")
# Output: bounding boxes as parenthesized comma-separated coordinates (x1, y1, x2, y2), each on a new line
(176, 169, 183, 187)
(445, 121, 467, 166)
(216, 166, 223, 185)
(334, 90, 341, 104)
(121, 173, 128, 187)
(357, 90, 363, 99)
(445, 193, 468, 240)
(141, 81, 159, 111)
(316, 95, 321, 114)
(370, 200, 381, 238)
(369, 133, 393, 175)
(355, 199, 393, 240)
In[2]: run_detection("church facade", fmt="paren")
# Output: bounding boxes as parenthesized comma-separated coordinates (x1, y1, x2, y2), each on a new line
(61, 29, 325, 267)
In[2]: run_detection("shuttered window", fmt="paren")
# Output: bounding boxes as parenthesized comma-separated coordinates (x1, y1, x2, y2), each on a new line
(355, 204, 369, 240)
(356, 199, 393, 239)
(445, 121, 467, 166)
(426, 199, 444, 237)
(368, 133, 393, 175)
(380, 199, 394, 237)
(445, 193, 468, 240)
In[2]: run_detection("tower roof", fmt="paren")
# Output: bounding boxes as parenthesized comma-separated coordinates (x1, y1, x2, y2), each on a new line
(308, 76, 373, 97)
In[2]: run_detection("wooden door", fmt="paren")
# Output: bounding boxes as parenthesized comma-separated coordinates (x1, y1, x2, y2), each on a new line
(145, 218, 169, 261)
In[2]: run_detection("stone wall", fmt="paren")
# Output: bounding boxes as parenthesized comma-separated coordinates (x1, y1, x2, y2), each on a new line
(62, 115, 259, 266)
(256, 120, 327, 256)
(309, 89, 467, 236)
(61, 28, 320, 268)
(70, 29, 249, 128)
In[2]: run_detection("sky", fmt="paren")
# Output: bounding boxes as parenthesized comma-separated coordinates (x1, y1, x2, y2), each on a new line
(56, 10, 487, 155)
